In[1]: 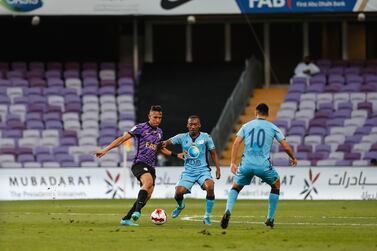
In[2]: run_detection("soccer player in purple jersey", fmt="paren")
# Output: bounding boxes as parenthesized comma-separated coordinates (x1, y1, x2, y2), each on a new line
(96, 105, 184, 226)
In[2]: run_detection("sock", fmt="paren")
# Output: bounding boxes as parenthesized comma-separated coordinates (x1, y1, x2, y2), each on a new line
(134, 189, 149, 212)
(205, 196, 215, 217)
(123, 201, 137, 220)
(175, 194, 184, 208)
(226, 188, 239, 214)
(267, 191, 279, 220)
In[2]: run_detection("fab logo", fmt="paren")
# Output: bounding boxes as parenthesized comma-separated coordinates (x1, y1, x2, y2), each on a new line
(0, 0, 43, 12)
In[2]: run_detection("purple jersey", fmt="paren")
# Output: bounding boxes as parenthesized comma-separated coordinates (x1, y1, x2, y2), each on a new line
(128, 122, 163, 167)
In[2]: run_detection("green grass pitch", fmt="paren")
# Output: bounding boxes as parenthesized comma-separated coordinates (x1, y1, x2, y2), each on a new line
(1, 199, 377, 251)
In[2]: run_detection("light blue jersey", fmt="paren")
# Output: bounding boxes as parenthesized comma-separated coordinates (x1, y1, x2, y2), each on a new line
(237, 119, 285, 168)
(170, 132, 215, 175)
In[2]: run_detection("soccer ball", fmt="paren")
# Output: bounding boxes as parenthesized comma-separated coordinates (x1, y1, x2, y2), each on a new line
(150, 208, 167, 225)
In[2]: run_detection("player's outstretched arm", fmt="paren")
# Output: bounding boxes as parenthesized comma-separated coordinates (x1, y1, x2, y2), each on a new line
(160, 139, 172, 148)
(230, 136, 243, 174)
(96, 133, 132, 158)
(159, 147, 186, 160)
(210, 149, 221, 179)
(279, 139, 297, 167)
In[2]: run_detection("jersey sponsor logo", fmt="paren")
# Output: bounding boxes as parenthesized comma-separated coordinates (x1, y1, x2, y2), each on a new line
(187, 145, 200, 159)
(197, 139, 205, 145)
(160, 0, 192, 10)
(0, 0, 43, 12)
(248, 0, 287, 8)
(145, 142, 158, 150)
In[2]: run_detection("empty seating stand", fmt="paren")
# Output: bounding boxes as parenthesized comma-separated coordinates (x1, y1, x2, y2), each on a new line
(274, 59, 377, 166)
(0, 61, 136, 168)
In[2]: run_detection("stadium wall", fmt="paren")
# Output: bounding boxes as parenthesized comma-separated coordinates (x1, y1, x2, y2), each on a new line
(1, 167, 376, 201)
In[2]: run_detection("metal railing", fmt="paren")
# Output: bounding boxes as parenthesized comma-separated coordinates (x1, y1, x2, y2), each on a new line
(211, 56, 263, 156)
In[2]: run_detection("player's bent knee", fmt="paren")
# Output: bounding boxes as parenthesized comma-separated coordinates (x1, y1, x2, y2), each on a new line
(271, 179, 281, 189)
(232, 183, 243, 192)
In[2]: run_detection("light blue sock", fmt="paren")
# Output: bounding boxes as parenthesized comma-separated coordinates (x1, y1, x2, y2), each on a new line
(267, 193, 279, 220)
(205, 199, 215, 217)
(226, 188, 239, 214)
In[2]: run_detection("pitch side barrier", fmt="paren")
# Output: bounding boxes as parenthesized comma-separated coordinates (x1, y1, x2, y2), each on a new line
(0, 166, 376, 200)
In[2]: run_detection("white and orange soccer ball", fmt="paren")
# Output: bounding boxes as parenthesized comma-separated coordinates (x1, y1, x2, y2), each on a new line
(150, 208, 167, 225)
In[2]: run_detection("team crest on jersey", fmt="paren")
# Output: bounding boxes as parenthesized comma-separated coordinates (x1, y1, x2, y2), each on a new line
(197, 139, 205, 145)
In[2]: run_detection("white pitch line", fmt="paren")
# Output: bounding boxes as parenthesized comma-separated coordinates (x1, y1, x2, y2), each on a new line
(181, 216, 377, 227)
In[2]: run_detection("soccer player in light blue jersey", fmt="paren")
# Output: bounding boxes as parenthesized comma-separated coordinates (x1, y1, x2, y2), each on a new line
(163, 115, 221, 225)
(221, 103, 297, 229)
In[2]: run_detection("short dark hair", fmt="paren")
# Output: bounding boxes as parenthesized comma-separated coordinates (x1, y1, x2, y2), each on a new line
(188, 115, 200, 121)
(256, 103, 269, 116)
(150, 105, 162, 112)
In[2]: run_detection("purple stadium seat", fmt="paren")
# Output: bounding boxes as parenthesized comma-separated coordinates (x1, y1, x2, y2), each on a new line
(18, 147, 33, 155)
(345, 135, 362, 144)
(118, 85, 134, 95)
(82, 70, 97, 79)
(36, 154, 55, 163)
(26, 112, 42, 121)
(101, 79, 116, 87)
(83, 77, 99, 87)
(272, 158, 290, 166)
(364, 118, 377, 127)
(18, 154, 35, 163)
(118, 77, 134, 86)
(287, 126, 305, 137)
(35, 146, 50, 155)
(364, 151, 377, 160)
(335, 160, 352, 166)
(284, 93, 301, 103)
(3, 130, 22, 138)
(24, 87, 43, 96)
(315, 144, 331, 154)
(52, 146, 69, 155)
(344, 67, 361, 75)
(290, 119, 305, 127)
(55, 154, 75, 163)
(295, 152, 308, 160)
(45, 121, 63, 130)
(45, 70, 62, 79)
(0, 95, 11, 105)
(0, 148, 18, 156)
(12, 79, 29, 87)
(337, 102, 353, 111)
(65, 103, 81, 113)
(361, 83, 377, 92)
(99, 86, 115, 95)
(62, 130, 77, 138)
(333, 109, 351, 119)
(297, 144, 313, 153)
(0, 79, 12, 87)
(63, 88, 78, 96)
(354, 127, 372, 136)
(309, 118, 327, 128)
(100, 62, 116, 70)
(313, 110, 331, 119)
(336, 144, 352, 153)
(365, 75, 377, 83)
(341, 83, 361, 92)
(29, 62, 45, 71)
(288, 84, 306, 94)
(274, 120, 289, 130)
(324, 83, 343, 92)
(64, 95, 81, 104)
(306, 83, 325, 93)
(26, 120, 44, 129)
(308, 127, 327, 136)
(100, 129, 118, 137)
(44, 87, 64, 96)
(99, 136, 115, 146)
(78, 154, 95, 164)
(13, 96, 28, 105)
(326, 118, 344, 127)
(43, 112, 61, 122)
(7, 70, 25, 79)
(82, 87, 98, 95)
(65, 62, 80, 70)
(61, 162, 79, 168)
(30, 78, 47, 88)
(344, 152, 361, 160)
(60, 137, 78, 146)
(100, 122, 117, 130)
(328, 67, 344, 75)
(64, 70, 80, 79)
(357, 102, 373, 116)
(7, 120, 25, 130)
(47, 62, 63, 71)
(47, 78, 64, 87)
(119, 112, 135, 121)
